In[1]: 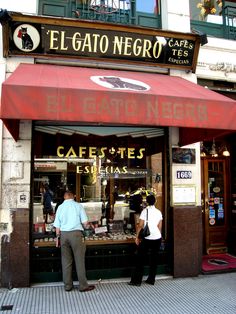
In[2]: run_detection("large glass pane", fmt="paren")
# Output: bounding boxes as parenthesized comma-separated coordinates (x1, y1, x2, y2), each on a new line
(136, 0, 159, 14)
(32, 126, 164, 244)
(208, 161, 225, 227)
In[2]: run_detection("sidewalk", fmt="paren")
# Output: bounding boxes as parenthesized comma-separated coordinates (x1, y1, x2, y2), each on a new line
(0, 273, 236, 314)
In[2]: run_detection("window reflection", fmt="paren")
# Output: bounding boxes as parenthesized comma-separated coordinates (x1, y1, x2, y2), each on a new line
(136, 0, 159, 15)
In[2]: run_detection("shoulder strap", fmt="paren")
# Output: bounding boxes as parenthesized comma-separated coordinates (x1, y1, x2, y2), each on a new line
(146, 207, 148, 222)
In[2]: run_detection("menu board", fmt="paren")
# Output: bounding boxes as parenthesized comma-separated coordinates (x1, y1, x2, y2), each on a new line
(172, 186, 196, 205)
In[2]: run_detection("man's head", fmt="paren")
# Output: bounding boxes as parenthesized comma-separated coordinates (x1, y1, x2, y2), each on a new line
(64, 191, 74, 200)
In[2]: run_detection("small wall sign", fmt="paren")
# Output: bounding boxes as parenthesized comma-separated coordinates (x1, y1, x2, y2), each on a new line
(176, 170, 192, 179)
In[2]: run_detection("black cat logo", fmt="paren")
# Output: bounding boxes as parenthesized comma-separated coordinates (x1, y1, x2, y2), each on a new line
(17, 27, 33, 50)
(99, 76, 148, 91)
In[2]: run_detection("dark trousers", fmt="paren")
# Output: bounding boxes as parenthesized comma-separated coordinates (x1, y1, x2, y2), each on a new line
(131, 238, 162, 284)
(60, 230, 88, 291)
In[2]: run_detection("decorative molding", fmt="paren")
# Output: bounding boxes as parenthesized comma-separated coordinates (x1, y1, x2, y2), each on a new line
(197, 61, 236, 76)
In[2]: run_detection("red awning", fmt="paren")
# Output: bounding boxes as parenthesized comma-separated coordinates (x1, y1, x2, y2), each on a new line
(1, 63, 236, 141)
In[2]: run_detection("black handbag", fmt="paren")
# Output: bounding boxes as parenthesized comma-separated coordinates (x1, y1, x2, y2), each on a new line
(138, 208, 150, 239)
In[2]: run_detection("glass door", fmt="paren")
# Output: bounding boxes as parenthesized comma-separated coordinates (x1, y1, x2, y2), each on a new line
(202, 159, 228, 254)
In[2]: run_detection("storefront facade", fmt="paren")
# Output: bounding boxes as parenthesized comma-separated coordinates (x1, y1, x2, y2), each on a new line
(0, 1, 236, 287)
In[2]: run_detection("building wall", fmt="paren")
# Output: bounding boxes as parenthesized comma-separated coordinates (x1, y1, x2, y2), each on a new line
(0, 1, 37, 283)
(1, 0, 235, 285)
(196, 37, 236, 82)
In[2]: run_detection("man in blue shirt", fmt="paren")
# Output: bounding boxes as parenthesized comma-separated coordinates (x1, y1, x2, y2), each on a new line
(54, 191, 95, 292)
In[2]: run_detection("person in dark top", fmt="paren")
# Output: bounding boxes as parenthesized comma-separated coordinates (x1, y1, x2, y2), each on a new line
(42, 184, 54, 223)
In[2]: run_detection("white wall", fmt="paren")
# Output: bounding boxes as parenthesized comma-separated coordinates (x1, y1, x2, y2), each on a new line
(0, 1, 35, 259)
(161, 0, 191, 32)
(196, 37, 236, 82)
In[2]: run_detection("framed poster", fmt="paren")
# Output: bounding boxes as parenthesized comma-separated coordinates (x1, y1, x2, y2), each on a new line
(172, 148, 196, 164)
(172, 186, 196, 205)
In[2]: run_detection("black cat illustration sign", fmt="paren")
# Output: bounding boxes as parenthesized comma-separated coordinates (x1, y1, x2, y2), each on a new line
(5, 12, 201, 72)
(90, 76, 150, 91)
(13, 24, 40, 52)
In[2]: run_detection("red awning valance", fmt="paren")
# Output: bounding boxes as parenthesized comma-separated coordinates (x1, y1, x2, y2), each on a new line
(1, 63, 236, 141)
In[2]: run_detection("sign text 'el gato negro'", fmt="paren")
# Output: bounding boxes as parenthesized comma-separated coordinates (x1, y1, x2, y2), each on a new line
(6, 13, 200, 71)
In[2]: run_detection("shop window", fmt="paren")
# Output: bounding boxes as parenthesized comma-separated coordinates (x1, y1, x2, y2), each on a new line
(32, 126, 165, 247)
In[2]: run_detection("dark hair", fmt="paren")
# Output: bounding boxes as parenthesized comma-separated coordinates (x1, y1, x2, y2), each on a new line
(64, 190, 74, 198)
(146, 194, 156, 205)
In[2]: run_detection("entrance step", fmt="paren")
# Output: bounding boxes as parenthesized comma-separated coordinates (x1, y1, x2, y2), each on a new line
(207, 247, 228, 254)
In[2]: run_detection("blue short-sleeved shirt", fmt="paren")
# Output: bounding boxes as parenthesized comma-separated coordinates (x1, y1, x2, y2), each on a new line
(53, 199, 88, 231)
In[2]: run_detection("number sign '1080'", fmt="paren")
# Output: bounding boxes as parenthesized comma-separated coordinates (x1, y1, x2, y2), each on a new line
(176, 171, 192, 179)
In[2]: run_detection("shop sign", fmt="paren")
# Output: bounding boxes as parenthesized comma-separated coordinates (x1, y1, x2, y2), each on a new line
(57, 145, 145, 159)
(56, 145, 146, 176)
(5, 13, 200, 72)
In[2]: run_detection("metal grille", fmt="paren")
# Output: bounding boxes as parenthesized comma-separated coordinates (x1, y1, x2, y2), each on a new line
(75, 0, 133, 24)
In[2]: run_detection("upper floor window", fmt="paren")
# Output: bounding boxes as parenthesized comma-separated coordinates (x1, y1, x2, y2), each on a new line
(190, 0, 236, 24)
(190, 0, 222, 22)
(136, 0, 159, 15)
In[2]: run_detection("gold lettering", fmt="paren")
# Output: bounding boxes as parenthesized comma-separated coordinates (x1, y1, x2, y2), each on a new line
(89, 147, 97, 158)
(128, 148, 135, 159)
(79, 147, 86, 157)
(113, 36, 123, 55)
(49, 30, 59, 49)
(133, 38, 142, 56)
(142, 39, 152, 58)
(60, 31, 68, 50)
(183, 50, 188, 57)
(100, 35, 109, 53)
(82, 33, 92, 52)
(65, 147, 77, 158)
(168, 39, 174, 47)
(72, 32, 82, 51)
(123, 37, 133, 56)
(152, 40, 162, 59)
(99, 147, 107, 159)
(84, 165, 90, 173)
(137, 148, 145, 159)
(92, 34, 100, 53)
(76, 166, 83, 173)
(57, 146, 64, 157)
(122, 166, 128, 173)
(172, 49, 178, 56)
(118, 147, 126, 158)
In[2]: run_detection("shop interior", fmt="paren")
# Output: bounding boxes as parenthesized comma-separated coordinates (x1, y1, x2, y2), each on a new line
(32, 125, 166, 247)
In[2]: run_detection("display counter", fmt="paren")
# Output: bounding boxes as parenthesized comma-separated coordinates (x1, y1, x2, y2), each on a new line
(33, 233, 136, 247)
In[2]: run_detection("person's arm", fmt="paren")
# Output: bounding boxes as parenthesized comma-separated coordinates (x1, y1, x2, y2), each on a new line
(135, 219, 144, 245)
(55, 227, 61, 247)
(82, 221, 89, 229)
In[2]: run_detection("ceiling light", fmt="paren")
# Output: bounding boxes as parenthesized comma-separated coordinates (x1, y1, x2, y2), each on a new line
(222, 147, 230, 157)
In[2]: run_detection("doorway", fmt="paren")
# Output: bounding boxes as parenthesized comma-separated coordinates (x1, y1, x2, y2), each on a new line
(201, 158, 229, 254)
